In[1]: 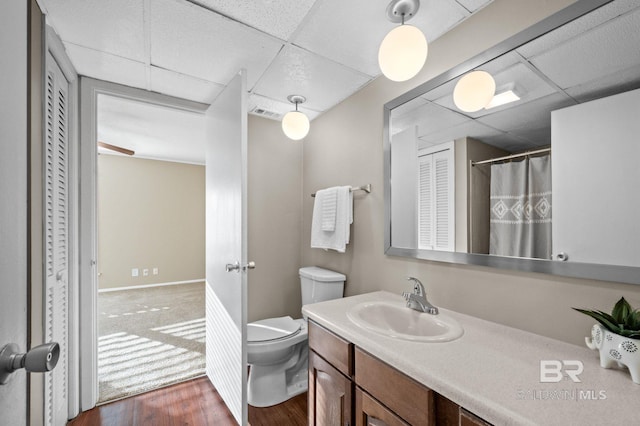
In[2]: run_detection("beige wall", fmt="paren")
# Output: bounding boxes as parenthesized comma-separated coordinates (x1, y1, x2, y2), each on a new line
(97, 155, 205, 289)
(247, 115, 304, 322)
(462, 138, 509, 254)
(299, 0, 640, 347)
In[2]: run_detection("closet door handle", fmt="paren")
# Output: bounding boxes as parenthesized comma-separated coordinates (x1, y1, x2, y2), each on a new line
(243, 261, 255, 271)
(225, 261, 240, 273)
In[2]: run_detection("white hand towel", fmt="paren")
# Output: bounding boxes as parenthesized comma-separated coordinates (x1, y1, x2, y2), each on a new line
(311, 186, 353, 253)
(320, 187, 337, 231)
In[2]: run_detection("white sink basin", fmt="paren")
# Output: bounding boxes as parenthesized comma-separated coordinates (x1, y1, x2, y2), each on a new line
(347, 301, 464, 342)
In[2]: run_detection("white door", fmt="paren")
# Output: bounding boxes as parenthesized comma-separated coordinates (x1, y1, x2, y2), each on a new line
(0, 1, 29, 423)
(205, 71, 249, 425)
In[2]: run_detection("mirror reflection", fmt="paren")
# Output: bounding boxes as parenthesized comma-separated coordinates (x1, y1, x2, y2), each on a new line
(387, 0, 640, 269)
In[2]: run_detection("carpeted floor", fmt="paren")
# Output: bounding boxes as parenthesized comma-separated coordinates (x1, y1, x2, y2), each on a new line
(98, 282, 205, 403)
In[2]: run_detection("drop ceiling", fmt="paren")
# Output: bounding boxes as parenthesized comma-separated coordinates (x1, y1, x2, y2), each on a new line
(39, 0, 493, 163)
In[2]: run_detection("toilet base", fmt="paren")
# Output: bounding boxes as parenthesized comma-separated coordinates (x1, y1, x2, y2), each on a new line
(247, 343, 308, 407)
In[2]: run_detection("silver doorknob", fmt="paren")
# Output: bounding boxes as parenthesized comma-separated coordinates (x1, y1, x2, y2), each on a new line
(243, 261, 256, 271)
(0, 342, 60, 385)
(225, 261, 241, 273)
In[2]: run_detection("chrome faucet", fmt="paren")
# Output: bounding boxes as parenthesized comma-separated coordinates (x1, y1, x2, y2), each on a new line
(402, 277, 439, 315)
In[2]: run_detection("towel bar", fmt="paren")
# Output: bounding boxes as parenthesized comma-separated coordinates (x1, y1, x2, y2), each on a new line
(311, 184, 371, 197)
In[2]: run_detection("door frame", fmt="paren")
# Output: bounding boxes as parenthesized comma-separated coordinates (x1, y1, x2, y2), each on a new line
(77, 78, 207, 410)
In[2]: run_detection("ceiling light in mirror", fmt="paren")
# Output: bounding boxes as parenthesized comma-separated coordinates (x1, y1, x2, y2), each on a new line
(453, 70, 496, 112)
(282, 95, 310, 140)
(379, 0, 428, 82)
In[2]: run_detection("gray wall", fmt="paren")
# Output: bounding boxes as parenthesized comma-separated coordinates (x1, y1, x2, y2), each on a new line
(299, 0, 640, 347)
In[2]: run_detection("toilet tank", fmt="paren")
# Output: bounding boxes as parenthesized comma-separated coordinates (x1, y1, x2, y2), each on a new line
(299, 266, 346, 305)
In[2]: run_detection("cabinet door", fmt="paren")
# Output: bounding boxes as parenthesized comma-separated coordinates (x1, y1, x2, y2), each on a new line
(355, 388, 408, 426)
(460, 408, 492, 426)
(309, 350, 353, 426)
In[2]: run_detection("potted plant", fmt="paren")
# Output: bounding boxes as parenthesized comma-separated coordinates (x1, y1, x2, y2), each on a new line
(574, 297, 640, 384)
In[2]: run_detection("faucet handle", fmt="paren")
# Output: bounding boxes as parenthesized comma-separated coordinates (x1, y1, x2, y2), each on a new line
(406, 277, 425, 296)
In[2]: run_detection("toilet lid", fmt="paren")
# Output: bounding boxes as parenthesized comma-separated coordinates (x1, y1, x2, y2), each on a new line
(247, 316, 301, 343)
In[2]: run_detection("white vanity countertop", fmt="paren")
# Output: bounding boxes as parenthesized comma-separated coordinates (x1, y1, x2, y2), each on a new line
(302, 291, 640, 426)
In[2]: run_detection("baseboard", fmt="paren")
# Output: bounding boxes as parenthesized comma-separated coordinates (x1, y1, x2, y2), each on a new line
(98, 279, 205, 293)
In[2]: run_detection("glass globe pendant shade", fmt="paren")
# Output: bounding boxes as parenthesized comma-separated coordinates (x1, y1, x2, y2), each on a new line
(378, 24, 428, 82)
(281, 110, 310, 140)
(453, 70, 496, 113)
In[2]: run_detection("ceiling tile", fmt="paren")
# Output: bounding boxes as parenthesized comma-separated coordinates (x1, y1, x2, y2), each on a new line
(525, 6, 640, 89)
(478, 132, 537, 152)
(64, 43, 147, 90)
(516, 0, 639, 59)
(477, 92, 575, 133)
(393, 102, 467, 137)
(149, 0, 284, 88)
(98, 95, 207, 164)
(565, 64, 640, 102)
(454, 0, 493, 13)
(195, 0, 318, 40)
(150, 66, 224, 104)
(252, 45, 371, 112)
(419, 119, 502, 147)
(293, 0, 473, 77)
(43, 0, 145, 62)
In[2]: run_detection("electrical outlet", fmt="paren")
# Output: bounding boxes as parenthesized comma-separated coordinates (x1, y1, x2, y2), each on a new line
(153, 268, 158, 275)
(132, 268, 139, 277)
(143, 269, 149, 276)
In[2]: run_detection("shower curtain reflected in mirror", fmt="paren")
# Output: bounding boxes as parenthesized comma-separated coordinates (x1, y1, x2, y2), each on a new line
(489, 155, 552, 259)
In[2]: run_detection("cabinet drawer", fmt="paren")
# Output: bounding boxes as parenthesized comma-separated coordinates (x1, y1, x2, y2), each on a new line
(308, 320, 353, 376)
(355, 348, 434, 425)
(356, 387, 409, 426)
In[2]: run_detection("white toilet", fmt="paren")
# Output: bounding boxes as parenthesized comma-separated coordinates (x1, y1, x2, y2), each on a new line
(247, 266, 346, 407)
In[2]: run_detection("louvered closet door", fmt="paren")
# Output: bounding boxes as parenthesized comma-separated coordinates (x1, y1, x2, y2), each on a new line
(418, 155, 433, 249)
(433, 151, 453, 251)
(44, 53, 69, 426)
(417, 147, 454, 252)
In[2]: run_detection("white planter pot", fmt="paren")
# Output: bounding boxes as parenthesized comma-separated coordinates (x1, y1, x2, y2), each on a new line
(586, 324, 640, 384)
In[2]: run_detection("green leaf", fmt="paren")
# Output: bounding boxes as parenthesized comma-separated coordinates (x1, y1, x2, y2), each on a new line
(573, 298, 640, 336)
(573, 308, 621, 333)
(612, 297, 632, 323)
(629, 310, 640, 331)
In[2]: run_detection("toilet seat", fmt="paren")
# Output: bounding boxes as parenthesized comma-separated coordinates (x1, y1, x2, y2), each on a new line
(248, 316, 301, 343)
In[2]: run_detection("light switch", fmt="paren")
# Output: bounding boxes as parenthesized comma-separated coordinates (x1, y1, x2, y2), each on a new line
(143, 269, 149, 276)
(132, 268, 139, 277)
(153, 268, 159, 275)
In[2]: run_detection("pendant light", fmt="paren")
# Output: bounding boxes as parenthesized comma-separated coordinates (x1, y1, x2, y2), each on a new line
(282, 95, 310, 140)
(378, 0, 428, 82)
(453, 71, 496, 113)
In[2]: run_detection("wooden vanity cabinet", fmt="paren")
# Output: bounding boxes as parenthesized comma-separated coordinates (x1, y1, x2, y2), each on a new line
(308, 320, 491, 426)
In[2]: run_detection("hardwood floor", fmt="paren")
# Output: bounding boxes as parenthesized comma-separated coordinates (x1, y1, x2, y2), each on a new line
(67, 377, 307, 426)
